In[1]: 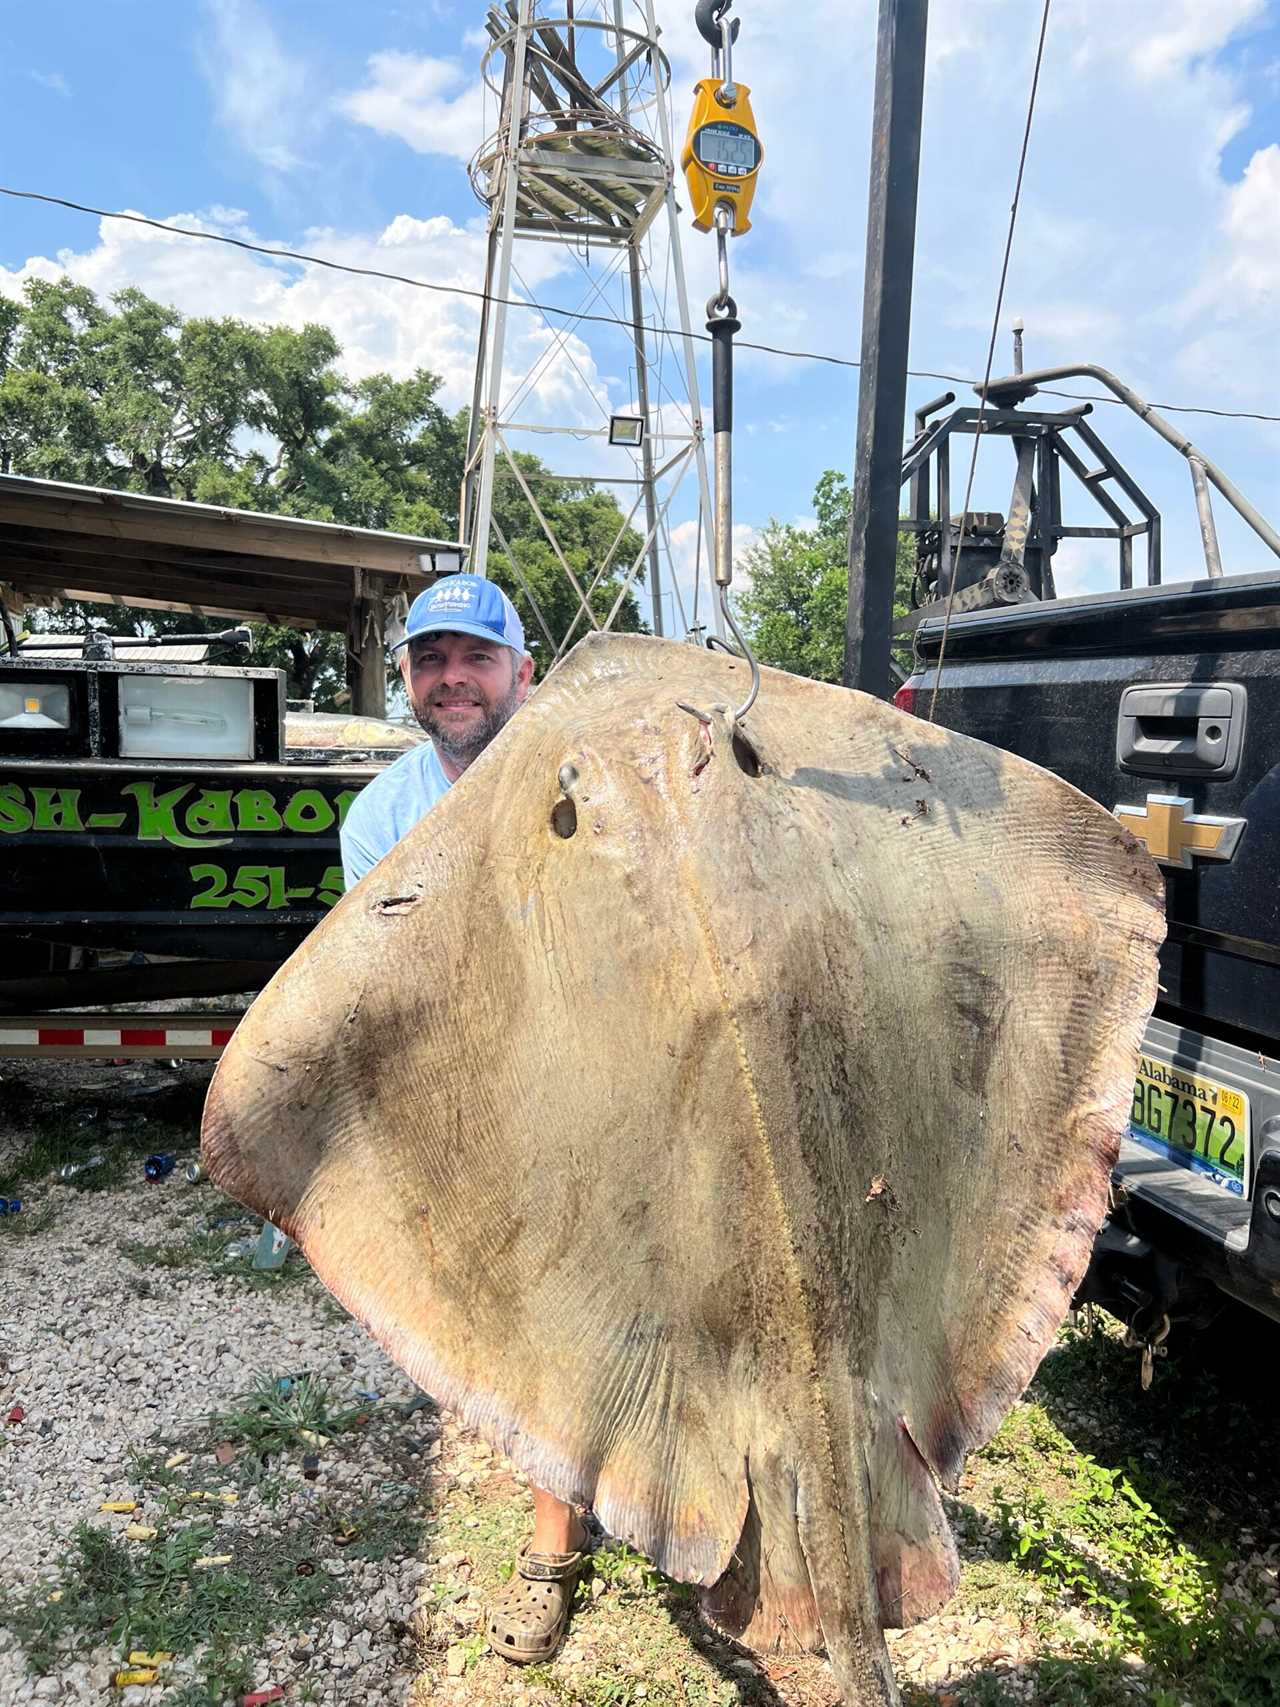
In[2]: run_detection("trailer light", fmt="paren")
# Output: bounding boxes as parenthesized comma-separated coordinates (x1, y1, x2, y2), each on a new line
(118, 675, 255, 760)
(892, 683, 918, 716)
(0, 681, 72, 730)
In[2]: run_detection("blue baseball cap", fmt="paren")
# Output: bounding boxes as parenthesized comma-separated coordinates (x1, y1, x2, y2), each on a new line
(394, 573, 526, 656)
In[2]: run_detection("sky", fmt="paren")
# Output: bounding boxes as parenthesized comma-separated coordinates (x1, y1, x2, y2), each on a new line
(2, 0, 1279, 630)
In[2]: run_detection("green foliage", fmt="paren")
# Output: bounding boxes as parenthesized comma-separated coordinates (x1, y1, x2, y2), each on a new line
(736, 468, 915, 684)
(1, 277, 646, 698)
(980, 1393, 1279, 1700)
(0, 1516, 335, 1684)
(488, 457, 645, 671)
(206, 1373, 367, 1458)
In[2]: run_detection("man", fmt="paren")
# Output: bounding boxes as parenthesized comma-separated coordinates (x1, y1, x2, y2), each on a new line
(339, 572, 589, 1666)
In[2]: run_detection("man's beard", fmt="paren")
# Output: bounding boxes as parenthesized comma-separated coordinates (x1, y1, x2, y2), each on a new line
(414, 681, 521, 769)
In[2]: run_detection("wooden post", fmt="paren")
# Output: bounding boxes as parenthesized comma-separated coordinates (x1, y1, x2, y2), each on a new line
(350, 574, 388, 718)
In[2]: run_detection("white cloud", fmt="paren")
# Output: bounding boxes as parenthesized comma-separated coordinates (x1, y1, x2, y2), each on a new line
(1050, 539, 1114, 599)
(666, 516, 758, 626)
(27, 70, 71, 98)
(1217, 142, 1280, 302)
(0, 203, 621, 422)
(198, 0, 314, 173)
(339, 52, 485, 165)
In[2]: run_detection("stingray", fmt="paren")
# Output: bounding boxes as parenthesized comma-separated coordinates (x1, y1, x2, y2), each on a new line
(202, 633, 1164, 1704)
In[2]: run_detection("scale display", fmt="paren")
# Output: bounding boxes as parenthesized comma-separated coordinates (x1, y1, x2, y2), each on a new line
(694, 121, 761, 178)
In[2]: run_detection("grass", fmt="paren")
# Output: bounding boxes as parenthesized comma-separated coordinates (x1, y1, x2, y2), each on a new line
(419, 1472, 789, 1707)
(933, 1315, 1280, 1707)
(0, 1515, 336, 1693)
(0, 1372, 424, 1704)
(7, 1061, 1280, 1707)
(0, 1111, 200, 1201)
(0, 1202, 58, 1238)
(118, 1218, 317, 1292)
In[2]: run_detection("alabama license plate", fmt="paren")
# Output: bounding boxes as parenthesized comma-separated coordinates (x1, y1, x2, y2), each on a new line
(1129, 1054, 1251, 1196)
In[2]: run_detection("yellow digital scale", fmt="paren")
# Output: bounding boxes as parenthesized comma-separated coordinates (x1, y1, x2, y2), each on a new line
(681, 79, 764, 233)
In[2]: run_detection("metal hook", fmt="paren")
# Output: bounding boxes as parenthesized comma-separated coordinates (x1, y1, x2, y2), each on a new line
(719, 586, 760, 721)
(717, 13, 738, 105)
(708, 202, 734, 315)
(695, 0, 739, 50)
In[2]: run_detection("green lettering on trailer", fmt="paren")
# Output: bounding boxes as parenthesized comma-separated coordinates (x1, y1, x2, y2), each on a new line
(0, 783, 33, 835)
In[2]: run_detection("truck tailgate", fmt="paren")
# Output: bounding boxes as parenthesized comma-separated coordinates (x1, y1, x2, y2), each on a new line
(910, 571, 1280, 1052)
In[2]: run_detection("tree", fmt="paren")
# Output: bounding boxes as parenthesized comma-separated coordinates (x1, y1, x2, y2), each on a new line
(487, 459, 645, 667)
(736, 470, 915, 685)
(0, 279, 645, 701)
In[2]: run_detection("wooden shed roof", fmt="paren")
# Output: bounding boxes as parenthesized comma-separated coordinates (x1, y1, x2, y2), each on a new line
(0, 474, 465, 631)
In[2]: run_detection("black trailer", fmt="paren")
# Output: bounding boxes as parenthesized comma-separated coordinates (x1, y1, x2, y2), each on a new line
(0, 476, 460, 1049)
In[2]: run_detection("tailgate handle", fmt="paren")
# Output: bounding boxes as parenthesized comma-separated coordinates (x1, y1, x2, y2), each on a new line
(1117, 681, 1246, 778)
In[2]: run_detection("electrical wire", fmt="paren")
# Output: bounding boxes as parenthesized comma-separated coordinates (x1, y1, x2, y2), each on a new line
(926, 0, 1052, 725)
(3, 183, 1278, 427)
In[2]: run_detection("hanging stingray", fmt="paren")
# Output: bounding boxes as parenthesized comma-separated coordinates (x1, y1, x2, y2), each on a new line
(202, 634, 1164, 1705)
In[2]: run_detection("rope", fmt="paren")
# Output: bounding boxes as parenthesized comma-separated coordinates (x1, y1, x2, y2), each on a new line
(926, 0, 1052, 724)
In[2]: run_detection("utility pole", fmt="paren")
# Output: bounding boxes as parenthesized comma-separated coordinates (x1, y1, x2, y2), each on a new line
(843, 0, 929, 696)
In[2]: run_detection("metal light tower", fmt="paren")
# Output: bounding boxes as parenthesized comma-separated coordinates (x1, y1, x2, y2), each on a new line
(461, 0, 722, 652)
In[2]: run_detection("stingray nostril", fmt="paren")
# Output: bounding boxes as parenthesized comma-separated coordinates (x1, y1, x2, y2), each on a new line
(551, 797, 578, 839)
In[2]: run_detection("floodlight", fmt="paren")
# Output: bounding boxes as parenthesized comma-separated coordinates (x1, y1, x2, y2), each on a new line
(0, 681, 71, 730)
(608, 415, 645, 448)
(118, 675, 254, 760)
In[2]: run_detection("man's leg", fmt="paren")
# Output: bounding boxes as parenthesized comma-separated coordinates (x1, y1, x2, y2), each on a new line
(485, 1485, 587, 1665)
(528, 1487, 586, 1554)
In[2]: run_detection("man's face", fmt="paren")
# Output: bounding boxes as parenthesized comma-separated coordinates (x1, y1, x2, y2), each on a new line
(401, 630, 534, 772)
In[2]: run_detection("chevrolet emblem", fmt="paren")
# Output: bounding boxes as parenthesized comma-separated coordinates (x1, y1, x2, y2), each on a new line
(1114, 794, 1244, 870)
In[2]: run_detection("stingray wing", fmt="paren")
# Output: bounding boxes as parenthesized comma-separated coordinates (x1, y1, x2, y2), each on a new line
(203, 634, 1162, 1706)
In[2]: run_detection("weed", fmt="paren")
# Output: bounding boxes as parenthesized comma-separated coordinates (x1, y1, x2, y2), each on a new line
(354, 1508, 428, 1563)
(0, 1203, 57, 1238)
(207, 1372, 366, 1459)
(0, 1511, 337, 1696)
(977, 1395, 1280, 1702)
(457, 1631, 488, 1672)
(579, 1541, 666, 1609)
(125, 1447, 188, 1491)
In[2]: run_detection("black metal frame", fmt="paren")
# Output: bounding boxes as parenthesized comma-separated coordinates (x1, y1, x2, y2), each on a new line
(844, 0, 930, 696)
(897, 397, 1163, 633)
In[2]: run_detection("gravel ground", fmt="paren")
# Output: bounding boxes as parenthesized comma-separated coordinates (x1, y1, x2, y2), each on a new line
(2, 1059, 1278, 1707)
(0, 1072, 429, 1707)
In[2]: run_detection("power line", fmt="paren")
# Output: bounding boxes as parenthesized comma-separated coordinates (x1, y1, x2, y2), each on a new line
(3, 183, 1279, 427)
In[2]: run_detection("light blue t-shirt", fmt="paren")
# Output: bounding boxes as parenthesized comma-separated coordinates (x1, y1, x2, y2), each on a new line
(340, 740, 453, 889)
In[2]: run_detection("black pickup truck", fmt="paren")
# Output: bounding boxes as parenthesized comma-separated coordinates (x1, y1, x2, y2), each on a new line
(894, 367, 1280, 1348)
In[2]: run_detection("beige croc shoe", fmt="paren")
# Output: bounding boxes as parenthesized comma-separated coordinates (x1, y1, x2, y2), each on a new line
(485, 1543, 584, 1665)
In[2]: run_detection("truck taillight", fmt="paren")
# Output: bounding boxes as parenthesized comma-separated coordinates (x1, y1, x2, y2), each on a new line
(893, 682, 919, 716)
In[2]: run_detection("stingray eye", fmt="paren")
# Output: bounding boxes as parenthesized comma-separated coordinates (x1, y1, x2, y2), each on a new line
(551, 761, 579, 839)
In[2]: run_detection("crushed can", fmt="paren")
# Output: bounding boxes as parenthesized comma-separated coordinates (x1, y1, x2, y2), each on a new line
(143, 1153, 176, 1183)
(0, 1199, 21, 1216)
(184, 1161, 205, 1185)
(59, 1154, 106, 1182)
